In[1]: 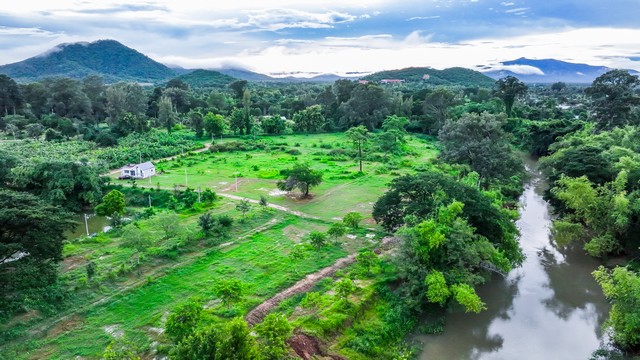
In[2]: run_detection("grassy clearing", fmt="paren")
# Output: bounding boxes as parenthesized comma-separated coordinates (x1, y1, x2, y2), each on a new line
(110, 133, 438, 221)
(2, 211, 382, 359)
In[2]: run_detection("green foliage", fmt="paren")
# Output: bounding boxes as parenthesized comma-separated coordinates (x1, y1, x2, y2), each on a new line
(95, 189, 125, 216)
(327, 222, 347, 243)
(213, 279, 244, 309)
(173, 318, 260, 360)
(495, 76, 527, 117)
(198, 212, 216, 236)
(204, 112, 226, 138)
(152, 211, 181, 239)
(363, 66, 495, 87)
(342, 212, 363, 229)
(293, 105, 325, 133)
(395, 201, 514, 313)
(308, 231, 328, 249)
(174, 70, 236, 90)
(335, 278, 357, 303)
(277, 162, 323, 197)
(586, 70, 640, 130)
(165, 298, 204, 343)
(0, 190, 75, 318)
(101, 338, 141, 360)
(439, 112, 523, 184)
(551, 173, 631, 257)
(593, 266, 640, 349)
(346, 125, 369, 172)
(254, 313, 293, 360)
(235, 199, 252, 219)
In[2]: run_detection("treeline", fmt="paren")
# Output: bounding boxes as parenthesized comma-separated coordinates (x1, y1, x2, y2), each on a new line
(0, 71, 588, 145)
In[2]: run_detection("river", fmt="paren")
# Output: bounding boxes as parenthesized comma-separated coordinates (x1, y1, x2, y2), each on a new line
(418, 159, 612, 360)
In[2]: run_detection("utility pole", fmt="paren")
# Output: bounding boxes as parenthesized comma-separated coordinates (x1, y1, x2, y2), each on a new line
(185, 168, 188, 187)
(197, 185, 201, 203)
(84, 213, 89, 237)
(148, 194, 152, 207)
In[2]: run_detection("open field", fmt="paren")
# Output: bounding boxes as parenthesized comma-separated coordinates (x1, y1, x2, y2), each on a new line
(109, 133, 439, 222)
(1, 133, 438, 359)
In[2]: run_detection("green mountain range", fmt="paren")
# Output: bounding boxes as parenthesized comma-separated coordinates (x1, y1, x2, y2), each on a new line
(0, 40, 177, 84)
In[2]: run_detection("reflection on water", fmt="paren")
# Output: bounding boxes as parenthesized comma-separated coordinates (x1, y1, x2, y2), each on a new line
(65, 213, 110, 239)
(417, 159, 611, 360)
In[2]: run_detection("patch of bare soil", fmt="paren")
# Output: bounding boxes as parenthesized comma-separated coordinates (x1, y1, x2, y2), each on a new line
(46, 315, 84, 338)
(245, 236, 398, 325)
(62, 255, 86, 271)
(2, 310, 42, 328)
(287, 332, 346, 360)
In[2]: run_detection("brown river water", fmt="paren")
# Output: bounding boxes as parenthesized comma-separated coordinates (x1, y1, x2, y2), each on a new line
(417, 159, 612, 360)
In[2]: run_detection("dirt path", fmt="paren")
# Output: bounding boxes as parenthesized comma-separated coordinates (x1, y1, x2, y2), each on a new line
(106, 142, 212, 176)
(245, 235, 399, 325)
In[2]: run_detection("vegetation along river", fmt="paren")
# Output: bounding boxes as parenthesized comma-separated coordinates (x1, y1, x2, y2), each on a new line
(418, 158, 611, 360)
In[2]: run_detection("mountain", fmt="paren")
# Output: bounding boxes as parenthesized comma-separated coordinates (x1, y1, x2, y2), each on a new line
(363, 67, 496, 87)
(481, 58, 640, 84)
(0, 40, 177, 83)
(170, 69, 237, 89)
(216, 68, 275, 81)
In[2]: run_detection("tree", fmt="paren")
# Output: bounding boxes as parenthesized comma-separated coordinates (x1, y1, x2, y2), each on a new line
(254, 313, 293, 360)
(0, 74, 23, 115)
(327, 222, 347, 243)
(261, 115, 287, 135)
(585, 69, 640, 130)
(25, 123, 45, 139)
(396, 201, 511, 313)
(592, 266, 640, 349)
(356, 250, 379, 275)
(181, 188, 198, 209)
(259, 195, 269, 209)
(153, 211, 181, 239)
(189, 110, 205, 138)
(95, 190, 126, 216)
(203, 112, 225, 139)
(551, 172, 631, 257)
(288, 243, 310, 273)
(346, 125, 369, 172)
(308, 231, 327, 250)
(158, 95, 176, 133)
(229, 80, 248, 100)
(198, 212, 216, 236)
(338, 83, 390, 130)
(0, 190, 75, 314)
(343, 212, 364, 229)
(165, 298, 203, 343)
(213, 279, 244, 309)
(293, 105, 325, 133)
(372, 170, 522, 265)
(334, 278, 356, 303)
(235, 199, 252, 220)
(439, 112, 522, 184)
(120, 225, 154, 266)
(379, 115, 409, 157)
(423, 87, 458, 133)
(277, 162, 323, 198)
(173, 318, 260, 360)
(495, 76, 527, 117)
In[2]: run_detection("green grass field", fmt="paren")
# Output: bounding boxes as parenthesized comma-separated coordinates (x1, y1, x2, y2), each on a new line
(1, 133, 438, 359)
(110, 133, 438, 222)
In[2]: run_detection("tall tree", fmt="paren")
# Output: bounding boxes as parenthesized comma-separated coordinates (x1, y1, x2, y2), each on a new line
(585, 69, 640, 130)
(203, 112, 225, 138)
(346, 125, 369, 172)
(495, 76, 527, 117)
(439, 112, 522, 184)
(422, 87, 458, 133)
(158, 96, 176, 133)
(293, 105, 325, 133)
(0, 74, 23, 115)
(0, 190, 75, 315)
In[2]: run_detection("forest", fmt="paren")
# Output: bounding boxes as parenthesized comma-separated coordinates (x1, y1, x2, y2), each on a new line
(0, 67, 639, 360)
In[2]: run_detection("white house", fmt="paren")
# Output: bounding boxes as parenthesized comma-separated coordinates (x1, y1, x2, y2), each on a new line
(120, 161, 156, 179)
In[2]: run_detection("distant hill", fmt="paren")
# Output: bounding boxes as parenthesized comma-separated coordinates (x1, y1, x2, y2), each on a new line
(481, 58, 640, 84)
(216, 68, 275, 81)
(363, 67, 496, 87)
(0, 40, 177, 83)
(170, 69, 237, 89)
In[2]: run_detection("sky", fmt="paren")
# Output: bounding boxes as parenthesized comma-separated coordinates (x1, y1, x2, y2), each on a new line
(1, 0, 640, 76)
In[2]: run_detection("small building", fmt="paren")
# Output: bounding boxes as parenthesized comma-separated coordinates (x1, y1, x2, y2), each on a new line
(120, 161, 155, 179)
(380, 79, 405, 84)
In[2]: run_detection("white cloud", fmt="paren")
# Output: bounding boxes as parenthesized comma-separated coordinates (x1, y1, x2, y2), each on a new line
(487, 64, 545, 75)
(505, 7, 528, 13)
(407, 16, 440, 21)
(500, 2, 515, 6)
(0, 26, 60, 37)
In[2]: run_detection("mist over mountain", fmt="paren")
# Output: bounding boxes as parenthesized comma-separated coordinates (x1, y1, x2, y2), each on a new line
(481, 58, 640, 84)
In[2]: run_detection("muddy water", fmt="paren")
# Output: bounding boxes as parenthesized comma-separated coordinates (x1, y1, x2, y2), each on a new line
(417, 159, 611, 360)
(65, 213, 110, 239)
